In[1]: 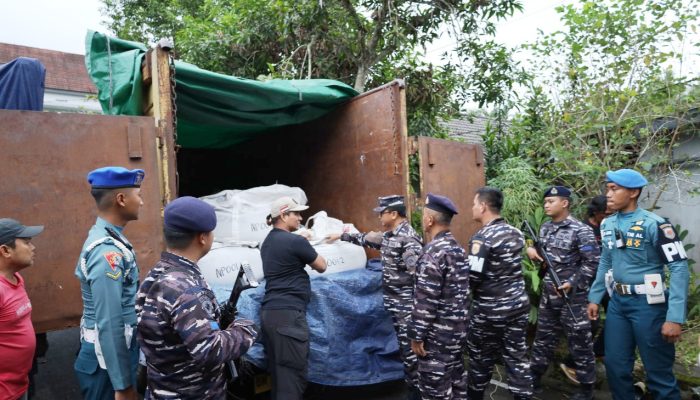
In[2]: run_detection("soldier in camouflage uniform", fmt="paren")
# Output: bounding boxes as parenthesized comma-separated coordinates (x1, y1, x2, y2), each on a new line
(408, 193, 469, 400)
(137, 197, 257, 399)
(467, 187, 533, 400)
(330, 195, 423, 398)
(527, 186, 599, 400)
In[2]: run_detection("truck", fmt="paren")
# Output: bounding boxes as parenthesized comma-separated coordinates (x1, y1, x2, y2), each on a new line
(0, 38, 484, 366)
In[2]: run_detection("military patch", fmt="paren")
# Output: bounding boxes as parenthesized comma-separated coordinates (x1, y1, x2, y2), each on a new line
(196, 292, 216, 319)
(657, 223, 687, 263)
(659, 223, 676, 240)
(471, 240, 483, 255)
(103, 252, 122, 271)
(625, 227, 644, 249)
(106, 270, 122, 280)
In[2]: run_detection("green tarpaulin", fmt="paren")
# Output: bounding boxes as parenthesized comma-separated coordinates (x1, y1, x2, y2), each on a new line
(85, 31, 358, 149)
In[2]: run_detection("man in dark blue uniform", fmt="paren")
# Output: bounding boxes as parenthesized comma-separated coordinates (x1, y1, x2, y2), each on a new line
(329, 195, 423, 399)
(408, 193, 469, 400)
(74, 166, 145, 400)
(527, 186, 599, 399)
(467, 187, 533, 400)
(588, 169, 689, 400)
(261, 196, 327, 400)
(136, 197, 257, 399)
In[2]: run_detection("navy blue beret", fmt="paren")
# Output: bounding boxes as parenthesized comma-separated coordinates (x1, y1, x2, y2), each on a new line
(373, 195, 405, 213)
(88, 166, 145, 189)
(164, 196, 217, 233)
(425, 193, 458, 215)
(606, 169, 648, 189)
(544, 186, 571, 198)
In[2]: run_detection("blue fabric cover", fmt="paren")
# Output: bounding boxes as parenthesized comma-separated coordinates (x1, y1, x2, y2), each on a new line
(212, 267, 403, 386)
(0, 57, 45, 111)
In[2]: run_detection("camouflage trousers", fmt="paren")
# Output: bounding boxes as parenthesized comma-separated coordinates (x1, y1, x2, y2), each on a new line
(388, 307, 419, 390)
(416, 349, 467, 400)
(531, 289, 595, 384)
(467, 307, 533, 396)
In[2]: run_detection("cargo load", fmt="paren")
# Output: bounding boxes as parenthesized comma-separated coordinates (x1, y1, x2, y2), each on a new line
(200, 184, 307, 244)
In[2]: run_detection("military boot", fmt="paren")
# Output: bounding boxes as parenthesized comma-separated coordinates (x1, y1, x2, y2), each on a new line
(406, 385, 421, 400)
(532, 373, 543, 394)
(467, 388, 484, 400)
(569, 383, 594, 400)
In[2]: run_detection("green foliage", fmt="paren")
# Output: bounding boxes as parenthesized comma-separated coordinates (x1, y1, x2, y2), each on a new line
(502, 0, 700, 202)
(101, 0, 524, 138)
(676, 224, 700, 319)
(368, 55, 462, 138)
(521, 206, 548, 323)
(482, 0, 700, 331)
(488, 157, 545, 226)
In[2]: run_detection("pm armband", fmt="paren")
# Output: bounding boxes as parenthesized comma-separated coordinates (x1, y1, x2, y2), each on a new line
(468, 236, 490, 273)
(657, 223, 688, 262)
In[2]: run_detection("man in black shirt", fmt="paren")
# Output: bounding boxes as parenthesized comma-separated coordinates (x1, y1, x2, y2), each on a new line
(260, 196, 327, 400)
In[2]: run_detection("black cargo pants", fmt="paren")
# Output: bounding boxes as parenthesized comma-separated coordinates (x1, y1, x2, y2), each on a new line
(261, 308, 310, 400)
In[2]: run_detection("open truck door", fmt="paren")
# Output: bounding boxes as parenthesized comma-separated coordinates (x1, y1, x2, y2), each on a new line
(0, 110, 174, 332)
(412, 136, 486, 247)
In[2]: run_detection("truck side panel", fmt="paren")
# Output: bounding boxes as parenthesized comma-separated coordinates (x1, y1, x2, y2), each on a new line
(0, 110, 167, 332)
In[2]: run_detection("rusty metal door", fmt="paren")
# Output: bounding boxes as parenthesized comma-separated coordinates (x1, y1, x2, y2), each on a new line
(293, 80, 410, 235)
(0, 110, 170, 332)
(415, 137, 485, 247)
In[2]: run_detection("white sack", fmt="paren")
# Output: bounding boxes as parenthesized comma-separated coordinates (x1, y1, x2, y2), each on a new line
(198, 243, 264, 287)
(304, 211, 360, 245)
(305, 241, 367, 277)
(200, 184, 307, 244)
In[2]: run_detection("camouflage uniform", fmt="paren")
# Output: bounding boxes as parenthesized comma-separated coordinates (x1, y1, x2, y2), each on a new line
(341, 219, 423, 388)
(408, 230, 469, 400)
(530, 216, 600, 385)
(136, 252, 257, 399)
(467, 218, 533, 398)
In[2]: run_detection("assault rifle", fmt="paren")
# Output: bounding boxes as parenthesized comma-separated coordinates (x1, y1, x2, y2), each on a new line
(522, 220, 578, 323)
(220, 263, 259, 380)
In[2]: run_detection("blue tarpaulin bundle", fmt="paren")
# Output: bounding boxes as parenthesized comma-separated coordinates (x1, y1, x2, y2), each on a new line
(212, 267, 403, 386)
(0, 57, 45, 111)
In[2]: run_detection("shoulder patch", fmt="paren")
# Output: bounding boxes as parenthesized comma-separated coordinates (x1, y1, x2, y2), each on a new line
(196, 291, 216, 319)
(103, 251, 123, 271)
(659, 223, 676, 240)
(657, 223, 687, 263)
(103, 251, 123, 280)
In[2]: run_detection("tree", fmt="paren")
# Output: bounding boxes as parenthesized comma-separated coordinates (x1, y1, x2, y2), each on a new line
(101, 0, 524, 137)
(485, 0, 700, 206)
(103, 0, 522, 89)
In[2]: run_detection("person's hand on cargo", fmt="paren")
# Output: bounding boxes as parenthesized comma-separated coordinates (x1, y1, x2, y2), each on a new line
(326, 233, 341, 243)
(410, 340, 426, 357)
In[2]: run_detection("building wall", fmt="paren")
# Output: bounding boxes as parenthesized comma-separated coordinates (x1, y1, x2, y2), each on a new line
(641, 131, 700, 269)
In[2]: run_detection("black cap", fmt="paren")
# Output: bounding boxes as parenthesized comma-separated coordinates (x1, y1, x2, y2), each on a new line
(164, 197, 217, 233)
(373, 195, 405, 213)
(425, 193, 458, 215)
(544, 186, 571, 198)
(0, 218, 44, 245)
